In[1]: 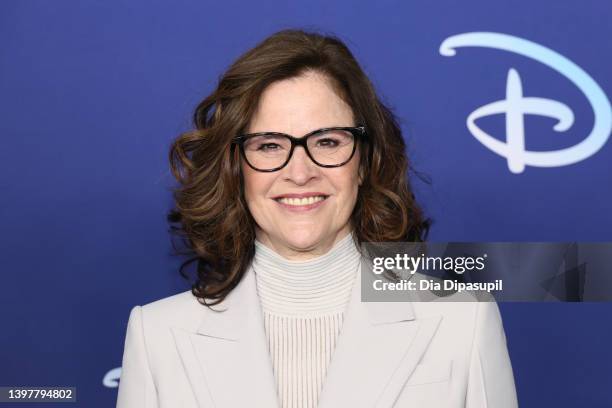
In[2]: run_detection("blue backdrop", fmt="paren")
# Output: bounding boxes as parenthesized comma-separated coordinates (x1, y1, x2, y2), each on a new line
(1, 0, 611, 406)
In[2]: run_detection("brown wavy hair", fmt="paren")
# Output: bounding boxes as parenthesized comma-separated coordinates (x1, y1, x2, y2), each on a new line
(167, 29, 431, 307)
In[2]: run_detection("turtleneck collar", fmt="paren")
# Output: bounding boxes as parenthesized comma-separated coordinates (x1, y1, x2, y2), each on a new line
(252, 231, 362, 316)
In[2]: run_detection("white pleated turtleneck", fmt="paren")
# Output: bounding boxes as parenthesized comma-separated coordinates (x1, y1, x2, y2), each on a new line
(252, 231, 362, 408)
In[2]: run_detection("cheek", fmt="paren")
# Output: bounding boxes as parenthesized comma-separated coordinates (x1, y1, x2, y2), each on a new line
(333, 170, 360, 213)
(242, 162, 258, 198)
(242, 168, 273, 209)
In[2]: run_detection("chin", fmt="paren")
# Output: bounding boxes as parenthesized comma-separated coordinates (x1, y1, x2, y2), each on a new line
(281, 229, 325, 251)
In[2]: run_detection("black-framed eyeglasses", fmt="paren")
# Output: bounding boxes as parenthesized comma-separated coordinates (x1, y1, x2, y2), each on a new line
(232, 125, 366, 172)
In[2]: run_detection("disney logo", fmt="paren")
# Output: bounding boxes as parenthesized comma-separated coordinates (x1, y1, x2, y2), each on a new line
(440, 32, 611, 173)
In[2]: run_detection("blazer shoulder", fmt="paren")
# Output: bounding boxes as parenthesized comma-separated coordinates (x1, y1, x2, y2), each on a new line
(142, 289, 196, 311)
(138, 289, 209, 332)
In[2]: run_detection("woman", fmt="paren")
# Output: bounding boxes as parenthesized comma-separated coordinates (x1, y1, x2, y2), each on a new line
(116, 29, 518, 408)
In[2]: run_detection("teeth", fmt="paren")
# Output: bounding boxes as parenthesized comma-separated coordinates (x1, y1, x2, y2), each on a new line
(277, 196, 326, 206)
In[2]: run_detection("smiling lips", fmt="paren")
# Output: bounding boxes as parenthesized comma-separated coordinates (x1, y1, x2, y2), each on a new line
(272, 193, 329, 211)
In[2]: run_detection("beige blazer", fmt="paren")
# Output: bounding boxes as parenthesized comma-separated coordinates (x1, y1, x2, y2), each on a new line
(116, 265, 518, 408)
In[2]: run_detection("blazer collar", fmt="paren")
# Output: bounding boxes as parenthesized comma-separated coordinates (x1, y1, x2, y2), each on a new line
(195, 256, 417, 340)
(173, 255, 441, 408)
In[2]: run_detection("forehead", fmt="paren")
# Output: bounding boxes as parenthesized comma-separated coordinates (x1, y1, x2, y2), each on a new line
(247, 71, 354, 135)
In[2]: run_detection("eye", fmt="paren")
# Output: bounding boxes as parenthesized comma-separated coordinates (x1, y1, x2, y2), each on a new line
(310, 130, 353, 149)
(256, 143, 281, 151)
(316, 138, 340, 148)
(244, 134, 289, 152)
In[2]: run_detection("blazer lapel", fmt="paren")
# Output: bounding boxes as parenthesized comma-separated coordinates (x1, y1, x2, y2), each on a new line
(170, 255, 442, 408)
(317, 260, 443, 408)
(171, 267, 280, 408)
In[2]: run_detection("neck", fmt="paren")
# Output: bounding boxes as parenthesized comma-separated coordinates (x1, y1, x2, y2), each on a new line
(252, 231, 362, 316)
(254, 226, 353, 261)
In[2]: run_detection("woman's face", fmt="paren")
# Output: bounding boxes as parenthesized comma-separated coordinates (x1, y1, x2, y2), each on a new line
(242, 71, 361, 260)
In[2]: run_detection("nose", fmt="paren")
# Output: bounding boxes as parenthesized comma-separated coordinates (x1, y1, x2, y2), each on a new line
(282, 145, 319, 184)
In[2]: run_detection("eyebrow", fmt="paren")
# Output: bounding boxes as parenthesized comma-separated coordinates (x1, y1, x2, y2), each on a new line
(242, 126, 356, 136)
